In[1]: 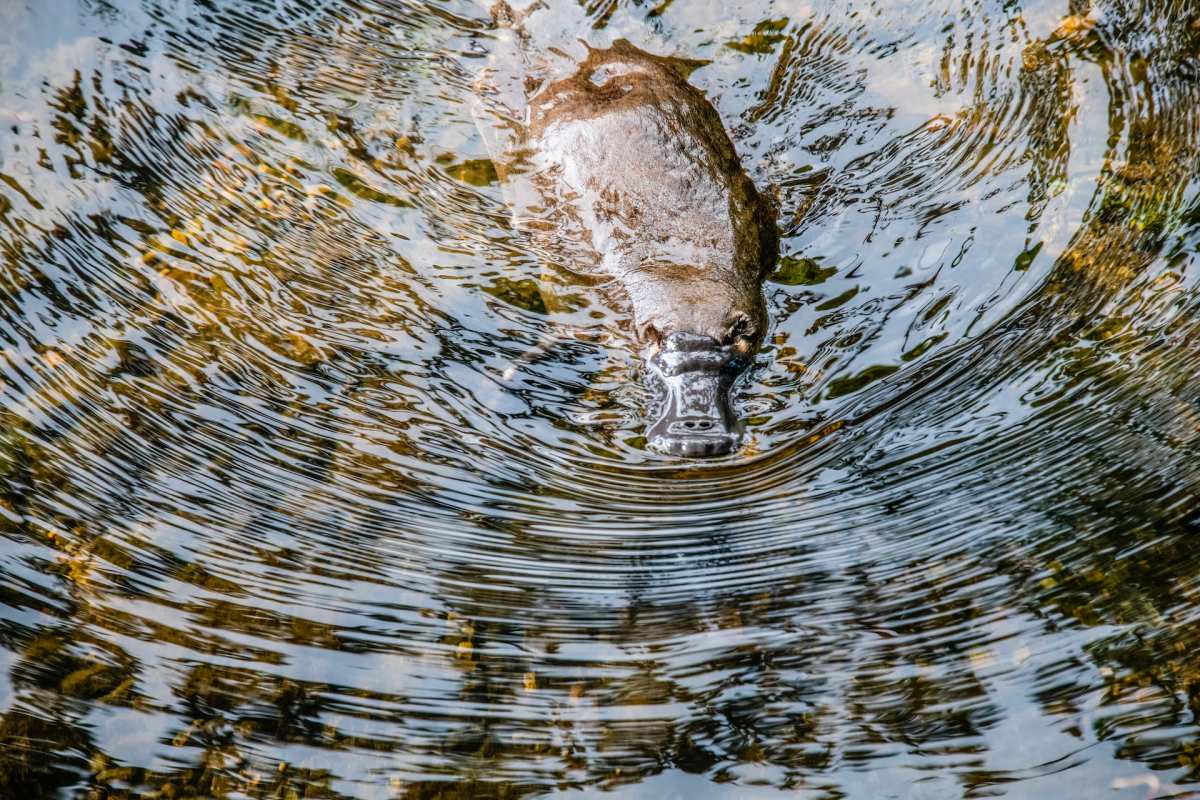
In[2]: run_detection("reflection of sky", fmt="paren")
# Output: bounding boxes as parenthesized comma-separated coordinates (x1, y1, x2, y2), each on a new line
(0, 624, 12, 713)
(0, 1, 109, 116)
(0, 0, 1198, 797)
(0, 2, 129, 231)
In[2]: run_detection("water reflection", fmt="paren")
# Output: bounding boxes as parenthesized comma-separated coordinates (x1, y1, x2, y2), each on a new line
(1, 0, 1199, 797)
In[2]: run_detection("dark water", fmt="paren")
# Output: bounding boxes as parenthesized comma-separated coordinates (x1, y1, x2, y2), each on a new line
(1, 0, 1199, 796)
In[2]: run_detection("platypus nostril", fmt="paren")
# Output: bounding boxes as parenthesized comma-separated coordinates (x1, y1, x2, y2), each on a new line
(658, 427, 739, 457)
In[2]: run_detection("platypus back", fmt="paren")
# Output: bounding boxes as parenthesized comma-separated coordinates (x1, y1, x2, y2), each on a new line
(473, 7, 778, 457)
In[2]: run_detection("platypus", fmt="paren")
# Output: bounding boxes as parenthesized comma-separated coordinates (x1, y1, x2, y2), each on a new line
(475, 15, 778, 457)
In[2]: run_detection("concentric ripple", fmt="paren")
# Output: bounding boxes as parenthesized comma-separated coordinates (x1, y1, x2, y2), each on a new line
(2, 0, 1200, 797)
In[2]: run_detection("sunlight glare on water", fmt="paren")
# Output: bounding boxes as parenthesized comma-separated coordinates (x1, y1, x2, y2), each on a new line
(1, 0, 1200, 797)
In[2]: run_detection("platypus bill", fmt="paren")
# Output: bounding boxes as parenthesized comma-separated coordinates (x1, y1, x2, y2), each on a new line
(475, 15, 778, 457)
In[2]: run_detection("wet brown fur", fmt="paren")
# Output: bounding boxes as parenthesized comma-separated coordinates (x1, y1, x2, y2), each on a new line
(515, 39, 778, 347)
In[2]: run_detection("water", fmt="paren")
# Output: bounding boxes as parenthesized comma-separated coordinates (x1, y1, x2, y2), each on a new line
(1, 0, 1199, 796)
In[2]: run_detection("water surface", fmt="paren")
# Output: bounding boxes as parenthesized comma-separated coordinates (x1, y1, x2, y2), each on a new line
(1, 0, 1200, 797)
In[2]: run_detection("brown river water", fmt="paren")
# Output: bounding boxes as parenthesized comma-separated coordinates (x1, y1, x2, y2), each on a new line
(1, 0, 1200, 797)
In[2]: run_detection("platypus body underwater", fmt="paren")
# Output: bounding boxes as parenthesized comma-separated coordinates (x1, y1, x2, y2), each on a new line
(474, 7, 778, 457)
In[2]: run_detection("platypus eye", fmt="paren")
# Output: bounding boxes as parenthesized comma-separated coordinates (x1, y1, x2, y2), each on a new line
(723, 315, 755, 348)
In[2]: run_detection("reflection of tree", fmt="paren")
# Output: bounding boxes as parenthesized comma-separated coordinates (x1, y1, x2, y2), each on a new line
(0, 409, 140, 794)
(1001, 420, 1200, 785)
(399, 1, 1200, 791)
(0, 18, 418, 795)
(899, 5, 1200, 753)
(869, 2, 1200, 784)
(3, 0, 1200, 798)
(0, 707, 93, 796)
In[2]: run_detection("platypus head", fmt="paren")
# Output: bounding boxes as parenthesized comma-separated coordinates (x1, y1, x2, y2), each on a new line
(631, 266, 765, 458)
